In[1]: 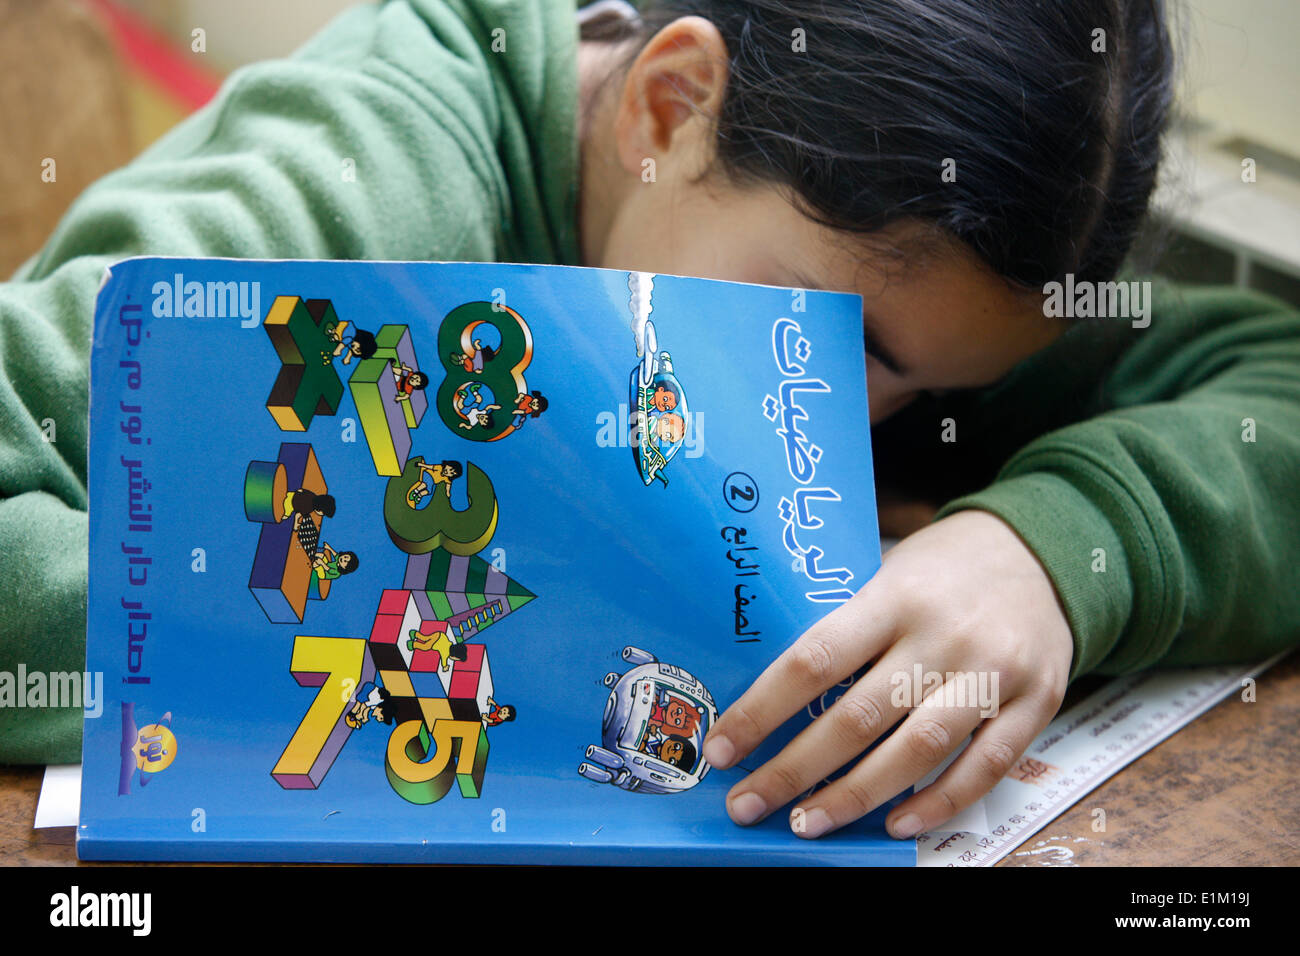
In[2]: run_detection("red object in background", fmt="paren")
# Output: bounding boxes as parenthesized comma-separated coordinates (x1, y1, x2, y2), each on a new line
(85, 0, 222, 112)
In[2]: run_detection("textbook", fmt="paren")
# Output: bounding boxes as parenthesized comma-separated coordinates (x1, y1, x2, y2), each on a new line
(80, 257, 908, 865)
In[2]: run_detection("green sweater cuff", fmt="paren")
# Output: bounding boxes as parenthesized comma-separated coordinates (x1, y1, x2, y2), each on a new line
(934, 466, 1171, 682)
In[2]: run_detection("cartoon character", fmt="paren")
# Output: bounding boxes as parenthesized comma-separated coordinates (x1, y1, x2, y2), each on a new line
(311, 543, 359, 583)
(345, 681, 395, 729)
(449, 338, 496, 373)
(649, 692, 702, 737)
(627, 286, 691, 487)
(510, 390, 548, 428)
(453, 382, 500, 431)
(286, 489, 336, 556)
(656, 735, 695, 768)
(639, 690, 701, 766)
(652, 411, 685, 447)
(390, 359, 430, 403)
(578, 646, 717, 794)
(482, 697, 516, 727)
(639, 725, 695, 768)
(324, 325, 377, 366)
(648, 382, 679, 412)
(284, 488, 335, 523)
(406, 624, 468, 672)
(405, 458, 461, 510)
(319, 317, 351, 364)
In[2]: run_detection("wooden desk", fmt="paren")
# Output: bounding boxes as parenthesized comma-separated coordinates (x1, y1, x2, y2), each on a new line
(4, 650, 1296, 866)
(996, 648, 1300, 866)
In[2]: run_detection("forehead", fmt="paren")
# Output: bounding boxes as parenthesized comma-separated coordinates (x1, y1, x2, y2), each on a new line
(772, 204, 1065, 389)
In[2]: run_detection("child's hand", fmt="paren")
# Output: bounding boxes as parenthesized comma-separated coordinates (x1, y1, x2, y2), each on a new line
(701, 510, 1074, 839)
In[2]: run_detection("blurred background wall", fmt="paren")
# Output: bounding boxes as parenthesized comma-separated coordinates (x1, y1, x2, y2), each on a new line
(118, 0, 357, 74)
(4, 0, 1299, 300)
(1181, 0, 1300, 157)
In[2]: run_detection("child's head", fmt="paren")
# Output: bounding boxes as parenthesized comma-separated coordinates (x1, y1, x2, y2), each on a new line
(579, 1, 1173, 421)
(660, 695, 701, 736)
(650, 382, 678, 412)
(654, 411, 685, 444)
(371, 688, 395, 725)
(349, 330, 378, 360)
(291, 489, 335, 519)
(660, 734, 697, 769)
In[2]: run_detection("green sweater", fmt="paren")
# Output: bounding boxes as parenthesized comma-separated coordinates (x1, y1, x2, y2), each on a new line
(1, 0, 1297, 764)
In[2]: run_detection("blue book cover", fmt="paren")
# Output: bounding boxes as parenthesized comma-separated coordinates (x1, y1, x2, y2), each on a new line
(80, 257, 909, 865)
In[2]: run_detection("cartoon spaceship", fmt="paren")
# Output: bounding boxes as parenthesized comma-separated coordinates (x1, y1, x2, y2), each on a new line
(578, 646, 718, 794)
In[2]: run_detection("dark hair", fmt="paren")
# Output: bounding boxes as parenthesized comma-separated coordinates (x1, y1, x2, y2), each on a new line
(338, 550, 360, 574)
(664, 735, 696, 770)
(607, 0, 1174, 288)
(409, 371, 429, 389)
(527, 390, 548, 418)
(291, 489, 336, 519)
(440, 460, 461, 479)
(497, 704, 516, 722)
(480, 344, 496, 362)
(350, 329, 378, 359)
(374, 687, 395, 725)
(652, 381, 678, 401)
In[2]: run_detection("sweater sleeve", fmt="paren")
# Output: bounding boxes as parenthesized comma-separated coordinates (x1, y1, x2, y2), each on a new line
(934, 285, 1300, 681)
(0, 0, 562, 763)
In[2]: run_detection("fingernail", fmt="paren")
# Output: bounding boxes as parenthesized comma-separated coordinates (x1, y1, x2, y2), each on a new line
(891, 813, 924, 839)
(798, 807, 833, 839)
(729, 791, 766, 825)
(703, 733, 735, 768)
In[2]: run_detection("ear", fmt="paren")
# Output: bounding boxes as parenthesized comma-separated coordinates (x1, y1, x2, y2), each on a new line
(612, 16, 729, 178)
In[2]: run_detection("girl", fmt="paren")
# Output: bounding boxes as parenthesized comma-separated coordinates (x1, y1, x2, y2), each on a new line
(579, 0, 1298, 840)
(1, 0, 1296, 849)
(310, 544, 360, 584)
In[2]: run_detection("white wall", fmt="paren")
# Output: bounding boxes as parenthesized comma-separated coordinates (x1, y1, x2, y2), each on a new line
(1175, 0, 1298, 153)
(130, 0, 1300, 155)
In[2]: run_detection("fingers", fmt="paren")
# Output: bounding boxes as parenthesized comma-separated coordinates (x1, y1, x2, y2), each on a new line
(702, 585, 895, 773)
(883, 695, 1052, 839)
(788, 675, 989, 839)
(718, 641, 915, 826)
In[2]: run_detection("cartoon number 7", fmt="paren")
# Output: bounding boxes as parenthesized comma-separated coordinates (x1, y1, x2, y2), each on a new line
(272, 635, 370, 789)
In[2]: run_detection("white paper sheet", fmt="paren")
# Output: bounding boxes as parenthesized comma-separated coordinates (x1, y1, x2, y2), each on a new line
(33, 763, 81, 828)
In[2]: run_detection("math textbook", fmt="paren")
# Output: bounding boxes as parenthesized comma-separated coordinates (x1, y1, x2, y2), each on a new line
(80, 257, 907, 865)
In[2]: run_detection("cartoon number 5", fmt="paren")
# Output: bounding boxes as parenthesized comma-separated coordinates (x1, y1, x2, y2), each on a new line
(384, 699, 489, 804)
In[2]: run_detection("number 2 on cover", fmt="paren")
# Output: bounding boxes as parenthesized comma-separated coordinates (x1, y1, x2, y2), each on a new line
(271, 635, 368, 788)
(385, 701, 489, 804)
